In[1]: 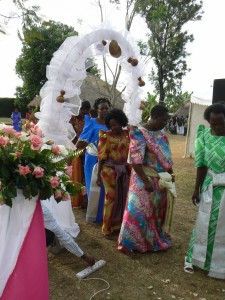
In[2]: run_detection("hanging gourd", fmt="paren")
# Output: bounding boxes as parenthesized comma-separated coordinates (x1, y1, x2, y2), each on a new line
(56, 90, 65, 103)
(109, 40, 122, 58)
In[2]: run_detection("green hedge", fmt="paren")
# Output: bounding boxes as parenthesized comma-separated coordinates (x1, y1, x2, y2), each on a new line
(0, 98, 26, 118)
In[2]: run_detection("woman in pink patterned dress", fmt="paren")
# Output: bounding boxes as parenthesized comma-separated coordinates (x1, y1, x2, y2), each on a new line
(118, 105, 174, 254)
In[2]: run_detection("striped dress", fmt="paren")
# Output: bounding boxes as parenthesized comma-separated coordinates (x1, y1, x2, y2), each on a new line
(187, 125, 225, 279)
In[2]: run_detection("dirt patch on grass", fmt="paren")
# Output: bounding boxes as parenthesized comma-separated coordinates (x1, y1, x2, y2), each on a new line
(48, 134, 225, 300)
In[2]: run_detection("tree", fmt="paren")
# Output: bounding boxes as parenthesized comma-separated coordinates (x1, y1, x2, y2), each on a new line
(137, 0, 203, 104)
(164, 91, 191, 113)
(0, 0, 41, 35)
(86, 58, 101, 78)
(15, 21, 78, 108)
(15, 19, 102, 109)
(141, 92, 158, 122)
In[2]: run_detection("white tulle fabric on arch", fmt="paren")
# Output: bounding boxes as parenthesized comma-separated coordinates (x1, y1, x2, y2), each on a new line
(35, 22, 146, 147)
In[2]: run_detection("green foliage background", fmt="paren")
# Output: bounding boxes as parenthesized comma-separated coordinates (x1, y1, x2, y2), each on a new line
(15, 20, 78, 109)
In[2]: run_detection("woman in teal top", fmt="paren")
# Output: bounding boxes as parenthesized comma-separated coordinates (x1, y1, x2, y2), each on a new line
(185, 103, 225, 279)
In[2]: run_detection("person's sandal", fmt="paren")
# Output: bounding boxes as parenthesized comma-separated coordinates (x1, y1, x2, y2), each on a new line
(184, 256, 194, 274)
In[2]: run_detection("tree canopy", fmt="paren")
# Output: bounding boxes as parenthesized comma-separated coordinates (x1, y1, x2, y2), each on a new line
(137, 0, 203, 104)
(0, 0, 41, 35)
(15, 21, 78, 108)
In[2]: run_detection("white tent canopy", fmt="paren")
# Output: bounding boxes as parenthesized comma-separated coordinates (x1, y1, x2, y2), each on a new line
(184, 95, 211, 157)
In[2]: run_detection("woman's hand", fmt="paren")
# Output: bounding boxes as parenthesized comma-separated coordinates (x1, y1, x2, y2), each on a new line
(81, 254, 95, 266)
(192, 190, 200, 206)
(170, 174, 175, 183)
(76, 140, 88, 150)
(96, 175, 102, 187)
(143, 179, 154, 192)
(192, 166, 207, 206)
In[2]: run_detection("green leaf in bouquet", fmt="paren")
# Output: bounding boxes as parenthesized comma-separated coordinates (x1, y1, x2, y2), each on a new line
(38, 179, 46, 189)
(40, 149, 52, 156)
(39, 185, 53, 200)
(65, 182, 81, 196)
(60, 173, 70, 181)
(9, 185, 17, 198)
(4, 184, 17, 199)
(52, 149, 84, 169)
(30, 181, 39, 197)
(0, 164, 11, 180)
(23, 185, 31, 199)
(16, 175, 28, 188)
(23, 147, 36, 158)
(4, 197, 12, 208)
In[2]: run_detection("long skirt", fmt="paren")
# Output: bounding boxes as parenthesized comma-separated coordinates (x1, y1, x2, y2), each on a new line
(71, 155, 87, 208)
(186, 185, 225, 279)
(84, 152, 104, 223)
(101, 166, 127, 235)
(118, 169, 171, 253)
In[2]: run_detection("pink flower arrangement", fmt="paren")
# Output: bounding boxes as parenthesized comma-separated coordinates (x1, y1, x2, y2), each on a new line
(0, 136, 9, 147)
(32, 167, 44, 178)
(52, 145, 61, 155)
(30, 134, 44, 151)
(65, 165, 73, 177)
(50, 176, 60, 188)
(62, 193, 70, 201)
(18, 165, 31, 175)
(0, 124, 82, 206)
(2, 125, 16, 135)
(55, 189, 63, 199)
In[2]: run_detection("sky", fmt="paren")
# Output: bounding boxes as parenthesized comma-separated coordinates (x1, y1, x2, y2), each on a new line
(0, 0, 225, 100)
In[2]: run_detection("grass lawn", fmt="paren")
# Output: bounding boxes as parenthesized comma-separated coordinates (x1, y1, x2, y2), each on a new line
(0, 118, 26, 125)
(48, 133, 225, 300)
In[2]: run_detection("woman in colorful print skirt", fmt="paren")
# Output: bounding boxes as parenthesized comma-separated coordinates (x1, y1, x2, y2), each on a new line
(118, 105, 174, 254)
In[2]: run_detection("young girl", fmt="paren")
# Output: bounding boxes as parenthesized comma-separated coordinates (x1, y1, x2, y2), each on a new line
(96, 108, 130, 238)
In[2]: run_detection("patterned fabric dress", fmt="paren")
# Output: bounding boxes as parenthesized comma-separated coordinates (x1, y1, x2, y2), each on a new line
(98, 130, 130, 235)
(70, 115, 86, 208)
(79, 115, 108, 223)
(187, 125, 225, 279)
(118, 126, 173, 253)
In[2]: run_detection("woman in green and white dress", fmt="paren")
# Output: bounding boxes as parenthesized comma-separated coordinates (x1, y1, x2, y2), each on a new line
(185, 103, 225, 279)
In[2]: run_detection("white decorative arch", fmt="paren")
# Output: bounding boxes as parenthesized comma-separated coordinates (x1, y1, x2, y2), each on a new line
(36, 24, 146, 147)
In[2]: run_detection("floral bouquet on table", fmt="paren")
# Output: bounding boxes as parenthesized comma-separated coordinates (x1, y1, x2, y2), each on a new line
(0, 123, 82, 207)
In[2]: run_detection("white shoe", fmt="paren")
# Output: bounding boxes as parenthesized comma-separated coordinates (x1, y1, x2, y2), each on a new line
(184, 256, 194, 274)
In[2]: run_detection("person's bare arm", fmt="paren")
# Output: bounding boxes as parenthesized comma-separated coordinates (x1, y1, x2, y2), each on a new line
(192, 166, 208, 206)
(96, 160, 105, 186)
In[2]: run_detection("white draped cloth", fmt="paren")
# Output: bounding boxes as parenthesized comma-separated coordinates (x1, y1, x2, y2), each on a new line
(41, 197, 80, 238)
(192, 171, 225, 279)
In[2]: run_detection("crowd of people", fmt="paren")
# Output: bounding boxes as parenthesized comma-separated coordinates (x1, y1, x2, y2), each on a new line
(2, 100, 225, 299)
(69, 101, 175, 253)
(69, 99, 225, 280)
(168, 114, 188, 136)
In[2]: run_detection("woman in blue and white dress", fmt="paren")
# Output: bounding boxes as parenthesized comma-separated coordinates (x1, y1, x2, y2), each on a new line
(76, 97, 111, 223)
